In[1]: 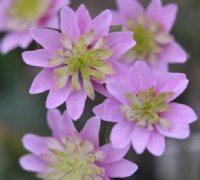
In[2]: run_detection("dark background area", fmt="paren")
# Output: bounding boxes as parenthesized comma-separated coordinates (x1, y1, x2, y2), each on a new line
(0, 0, 200, 179)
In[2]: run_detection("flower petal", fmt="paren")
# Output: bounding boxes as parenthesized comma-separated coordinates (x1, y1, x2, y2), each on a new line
(22, 134, 48, 155)
(128, 61, 156, 92)
(156, 72, 188, 101)
(107, 80, 136, 104)
(80, 116, 100, 147)
(66, 90, 87, 120)
(147, 0, 162, 20)
(166, 103, 197, 123)
(131, 127, 151, 154)
(110, 122, 133, 149)
(115, 0, 144, 21)
(158, 42, 187, 63)
(147, 131, 165, 156)
(103, 159, 138, 178)
(47, 109, 77, 139)
(19, 154, 46, 172)
(107, 32, 135, 59)
(1, 32, 32, 54)
(160, 4, 178, 32)
(157, 104, 191, 139)
(100, 144, 130, 164)
(23, 49, 54, 67)
(29, 69, 54, 94)
(93, 98, 124, 123)
(30, 28, 62, 49)
(46, 84, 71, 108)
(60, 6, 80, 41)
(76, 4, 92, 34)
(93, 10, 112, 38)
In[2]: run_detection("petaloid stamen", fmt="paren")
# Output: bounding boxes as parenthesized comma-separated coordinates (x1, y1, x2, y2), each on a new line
(121, 87, 173, 130)
(50, 30, 114, 99)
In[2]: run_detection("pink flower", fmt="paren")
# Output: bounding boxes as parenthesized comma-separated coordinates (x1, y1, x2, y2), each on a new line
(0, 0, 70, 53)
(93, 61, 197, 156)
(19, 109, 138, 179)
(22, 5, 135, 120)
(112, 0, 187, 73)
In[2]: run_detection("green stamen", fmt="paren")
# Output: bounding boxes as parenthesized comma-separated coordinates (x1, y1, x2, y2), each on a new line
(121, 87, 172, 130)
(39, 136, 105, 180)
(50, 30, 114, 99)
(126, 15, 173, 64)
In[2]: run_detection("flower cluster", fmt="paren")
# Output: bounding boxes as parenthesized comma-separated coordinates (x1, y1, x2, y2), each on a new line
(0, 0, 196, 179)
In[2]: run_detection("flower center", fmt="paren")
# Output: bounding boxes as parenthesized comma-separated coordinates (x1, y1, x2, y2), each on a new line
(126, 15, 173, 64)
(121, 87, 172, 130)
(39, 135, 105, 180)
(7, 0, 50, 31)
(49, 30, 114, 99)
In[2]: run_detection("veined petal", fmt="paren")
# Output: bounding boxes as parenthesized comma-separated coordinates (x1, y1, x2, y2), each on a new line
(128, 61, 156, 92)
(103, 159, 138, 178)
(80, 116, 101, 147)
(30, 28, 62, 49)
(46, 84, 71, 108)
(66, 90, 87, 120)
(115, 0, 144, 21)
(23, 49, 55, 67)
(131, 127, 151, 154)
(110, 122, 133, 149)
(19, 154, 46, 172)
(60, 6, 80, 41)
(147, 131, 165, 156)
(93, 10, 112, 38)
(29, 69, 54, 94)
(76, 4, 92, 34)
(107, 32, 135, 59)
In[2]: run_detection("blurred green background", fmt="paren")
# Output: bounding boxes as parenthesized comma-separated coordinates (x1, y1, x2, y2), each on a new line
(0, 0, 200, 179)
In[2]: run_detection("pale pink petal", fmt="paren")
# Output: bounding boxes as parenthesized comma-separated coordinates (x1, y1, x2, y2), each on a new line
(146, 0, 162, 20)
(147, 131, 165, 156)
(60, 6, 80, 41)
(156, 73, 188, 101)
(22, 49, 54, 67)
(103, 159, 138, 178)
(19, 154, 46, 172)
(93, 98, 124, 123)
(47, 109, 77, 139)
(93, 10, 112, 38)
(1, 33, 25, 54)
(30, 28, 62, 49)
(156, 105, 191, 139)
(166, 103, 197, 123)
(111, 10, 126, 25)
(110, 122, 133, 149)
(158, 42, 187, 63)
(76, 4, 92, 34)
(107, 80, 136, 104)
(80, 116, 100, 147)
(160, 4, 178, 32)
(92, 82, 110, 97)
(46, 84, 71, 108)
(115, 0, 144, 21)
(149, 60, 168, 75)
(131, 127, 151, 154)
(107, 32, 135, 59)
(29, 69, 53, 94)
(50, 0, 70, 14)
(100, 144, 129, 164)
(22, 134, 48, 155)
(128, 61, 156, 92)
(66, 90, 87, 120)
(18, 32, 33, 48)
